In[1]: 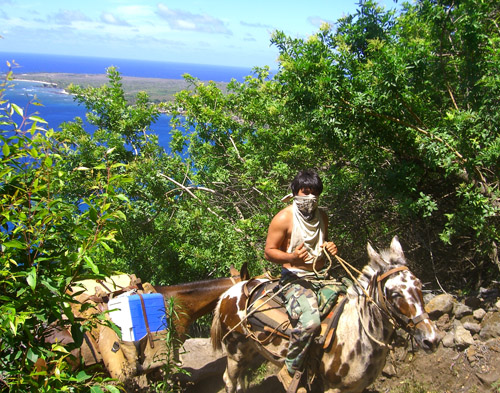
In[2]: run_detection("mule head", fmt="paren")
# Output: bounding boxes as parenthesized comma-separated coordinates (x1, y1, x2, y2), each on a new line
(367, 236, 441, 353)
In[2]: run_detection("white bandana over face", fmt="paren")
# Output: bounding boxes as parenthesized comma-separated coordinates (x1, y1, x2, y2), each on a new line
(287, 195, 326, 264)
(294, 194, 319, 220)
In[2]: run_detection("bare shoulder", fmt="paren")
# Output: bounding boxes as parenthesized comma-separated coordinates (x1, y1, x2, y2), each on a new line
(269, 205, 293, 229)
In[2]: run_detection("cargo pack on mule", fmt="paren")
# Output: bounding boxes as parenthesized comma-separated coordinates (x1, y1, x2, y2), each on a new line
(67, 274, 170, 384)
(45, 265, 249, 386)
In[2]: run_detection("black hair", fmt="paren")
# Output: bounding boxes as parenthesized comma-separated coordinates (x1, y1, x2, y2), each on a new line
(290, 169, 323, 196)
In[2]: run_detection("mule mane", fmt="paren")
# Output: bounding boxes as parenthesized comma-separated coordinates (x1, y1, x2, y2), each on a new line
(154, 276, 232, 296)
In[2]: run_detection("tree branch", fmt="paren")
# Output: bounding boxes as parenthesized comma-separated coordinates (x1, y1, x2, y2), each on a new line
(158, 173, 243, 233)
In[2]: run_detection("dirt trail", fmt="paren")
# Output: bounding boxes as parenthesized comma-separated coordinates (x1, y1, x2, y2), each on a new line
(180, 337, 500, 393)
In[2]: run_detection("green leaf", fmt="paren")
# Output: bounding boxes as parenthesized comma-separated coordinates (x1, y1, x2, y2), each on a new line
(84, 256, 99, 274)
(11, 103, 24, 117)
(26, 347, 39, 363)
(26, 267, 37, 290)
(3, 239, 25, 249)
(76, 370, 91, 382)
(28, 115, 48, 124)
(2, 142, 10, 157)
(104, 386, 121, 393)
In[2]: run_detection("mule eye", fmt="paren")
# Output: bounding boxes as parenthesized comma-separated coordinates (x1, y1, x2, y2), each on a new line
(390, 292, 402, 299)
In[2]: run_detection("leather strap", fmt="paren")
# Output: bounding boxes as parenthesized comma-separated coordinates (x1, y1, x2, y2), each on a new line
(138, 293, 154, 348)
(319, 295, 348, 349)
(287, 370, 303, 393)
(377, 266, 408, 282)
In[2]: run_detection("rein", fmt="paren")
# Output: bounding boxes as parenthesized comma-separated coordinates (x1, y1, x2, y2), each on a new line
(325, 252, 428, 347)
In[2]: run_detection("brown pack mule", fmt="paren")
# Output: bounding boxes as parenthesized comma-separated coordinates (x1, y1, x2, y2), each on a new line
(45, 264, 249, 386)
(211, 237, 441, 393)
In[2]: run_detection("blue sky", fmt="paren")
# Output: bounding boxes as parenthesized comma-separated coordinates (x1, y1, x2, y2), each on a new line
(0, 0, 397, 68)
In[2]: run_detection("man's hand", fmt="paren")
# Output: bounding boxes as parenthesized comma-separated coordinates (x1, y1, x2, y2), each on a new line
(292, 243, 312, 263)
(321, 241, 338, 257)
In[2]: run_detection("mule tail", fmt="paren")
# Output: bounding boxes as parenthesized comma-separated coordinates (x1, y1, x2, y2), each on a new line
(210, 298, 223, 352)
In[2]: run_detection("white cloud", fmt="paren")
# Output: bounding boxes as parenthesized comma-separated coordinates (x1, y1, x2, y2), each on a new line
(52, 9, 92, 25)
(307, 16, 333, 28)
(240, 21, 272, 29)
(100, 12, 131, 26)
(156, 4, 232, 35)
(116, 5, 154, 18)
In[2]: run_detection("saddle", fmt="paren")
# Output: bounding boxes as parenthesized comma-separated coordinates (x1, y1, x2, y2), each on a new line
(244, 278, 348, 351)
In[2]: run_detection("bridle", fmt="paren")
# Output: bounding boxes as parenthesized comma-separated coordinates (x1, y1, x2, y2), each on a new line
(375, 266, 430, 334)
(331, 252, 430, 348)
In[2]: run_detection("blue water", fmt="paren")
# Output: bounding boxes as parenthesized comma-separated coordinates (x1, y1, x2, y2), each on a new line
(3, 80, 174, 148)
(0, 52, 254, 150)
(0, 52, 253, 82)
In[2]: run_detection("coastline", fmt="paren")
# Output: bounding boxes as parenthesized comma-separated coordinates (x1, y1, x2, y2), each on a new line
(12, 78, 57, 86)
(7, 72, 228, 103)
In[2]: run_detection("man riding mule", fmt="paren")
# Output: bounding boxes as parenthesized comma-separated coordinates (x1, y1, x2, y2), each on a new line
(211, 236, 441, 393)
(264, 169, 340, 392)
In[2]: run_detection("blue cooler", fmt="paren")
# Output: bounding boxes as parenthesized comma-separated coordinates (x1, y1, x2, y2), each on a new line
(108, 293, 167, 341)
(128, 293, 167, 340)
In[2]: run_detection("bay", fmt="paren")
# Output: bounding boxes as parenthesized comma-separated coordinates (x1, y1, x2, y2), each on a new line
(1, 52, 253, 150)
(3, 80, 173, 149)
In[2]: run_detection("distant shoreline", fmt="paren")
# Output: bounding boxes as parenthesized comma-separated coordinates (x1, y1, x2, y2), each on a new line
(6, 72, 228, 103)
(13, 78, 57, 86)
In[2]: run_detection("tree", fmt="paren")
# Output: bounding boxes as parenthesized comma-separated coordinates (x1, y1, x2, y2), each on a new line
(0, 66, 126, 391)
(167, 0, 500, 288)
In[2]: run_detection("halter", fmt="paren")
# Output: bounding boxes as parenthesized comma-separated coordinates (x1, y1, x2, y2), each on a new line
(329, 253, 430, 347)
(376, 266, 430, 333)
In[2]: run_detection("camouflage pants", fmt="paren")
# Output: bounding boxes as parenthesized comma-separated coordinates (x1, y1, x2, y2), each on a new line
(280, 269, 325, 374)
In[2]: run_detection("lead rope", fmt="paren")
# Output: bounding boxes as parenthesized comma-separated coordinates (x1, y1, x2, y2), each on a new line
(324, 252, 398, 348)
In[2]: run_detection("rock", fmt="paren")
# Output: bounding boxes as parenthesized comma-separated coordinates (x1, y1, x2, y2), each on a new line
(441, 332, 455, 348)
(485, 338, 500, 352)
(473, 308, 486, 321)
(463, 321, 481, 334)
(426, 294, 455, 319)
(179, 338, 226, 383)
(423, 293, 435, 304)
(436, 313, 451, 331)
(476, 369, 500, 387)
(460, 315, 476, 325)
(466, 345, 477, 362)
(480, 287, 499, 300)
(382, 362, 397, 377)
(454, 325, 474, 348)
(480, 312, 500, 340)
(454, 303, 472, 319)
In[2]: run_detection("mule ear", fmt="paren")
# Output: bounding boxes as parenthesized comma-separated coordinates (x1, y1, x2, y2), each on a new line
(367, 242, 379, 260)
(240, 262, 250, 280)
(367, 241, 386, 269)
(390, 236, 405, 260)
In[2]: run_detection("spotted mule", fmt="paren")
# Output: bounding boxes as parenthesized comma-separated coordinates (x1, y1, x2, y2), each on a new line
(211, 237, 441, 393)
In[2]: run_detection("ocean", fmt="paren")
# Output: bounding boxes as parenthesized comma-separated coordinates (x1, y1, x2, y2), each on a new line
(0, 52, 253, 82)
(0, 52, 255, 150)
